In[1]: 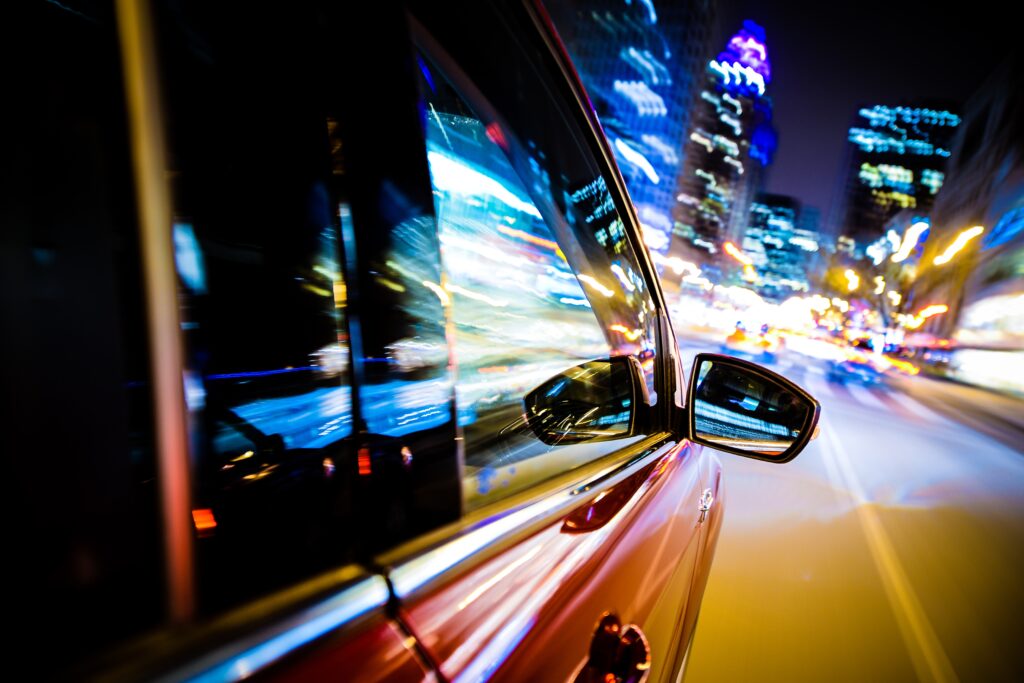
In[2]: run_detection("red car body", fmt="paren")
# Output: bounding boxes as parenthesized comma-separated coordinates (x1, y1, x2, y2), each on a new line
(9, 2, 813, 682)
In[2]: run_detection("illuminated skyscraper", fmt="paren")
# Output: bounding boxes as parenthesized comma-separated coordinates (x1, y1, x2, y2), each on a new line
(670, 20, 777, 277)
(545, 0, 716, 256)
(831, 105, 960, 246)
(741, 194, 823, 301)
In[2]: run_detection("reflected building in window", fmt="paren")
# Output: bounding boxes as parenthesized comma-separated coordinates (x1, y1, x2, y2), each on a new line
(544, 0, 716, 258)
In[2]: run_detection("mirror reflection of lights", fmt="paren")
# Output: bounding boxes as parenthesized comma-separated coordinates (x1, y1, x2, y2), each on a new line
(577, 274, 615, 298)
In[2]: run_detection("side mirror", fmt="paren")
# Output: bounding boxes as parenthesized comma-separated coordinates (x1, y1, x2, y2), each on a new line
(524, 356, 650, 446)
(686, 353, 820, 463)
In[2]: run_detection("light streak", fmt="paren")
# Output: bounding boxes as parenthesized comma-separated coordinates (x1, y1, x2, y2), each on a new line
(933, 226, 984, 265)
(724, 241, 752, 266)
(891, 221, 930, 262)
(577, 274, 615, 297)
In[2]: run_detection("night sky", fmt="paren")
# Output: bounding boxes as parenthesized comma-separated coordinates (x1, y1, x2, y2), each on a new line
(710, 0, 1017, 233)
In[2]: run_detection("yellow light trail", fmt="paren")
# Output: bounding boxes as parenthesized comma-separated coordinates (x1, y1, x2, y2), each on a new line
(724, 241, 752, 266)
(933, 226, 984, 265)
(577, 274, 615, 297)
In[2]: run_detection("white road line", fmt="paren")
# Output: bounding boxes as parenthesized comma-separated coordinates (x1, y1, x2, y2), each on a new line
(821, 423, 959, 683)
(847, 383, 889, 411)
(803, 373, 833, 406)
(885, 390, 947, 424)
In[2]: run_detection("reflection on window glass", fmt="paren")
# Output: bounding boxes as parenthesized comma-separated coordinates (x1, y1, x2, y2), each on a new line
(159, 5, 355, 612)
(9, 2, 163, 671)
(418, 55, 652, 510)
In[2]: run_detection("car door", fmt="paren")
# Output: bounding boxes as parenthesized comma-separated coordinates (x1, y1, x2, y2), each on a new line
(9, 2, 451, 680)
(373, 3, 710, 681)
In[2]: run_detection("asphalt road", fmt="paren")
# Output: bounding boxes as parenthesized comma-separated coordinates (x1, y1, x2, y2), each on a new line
(678, 338, 1024, 683)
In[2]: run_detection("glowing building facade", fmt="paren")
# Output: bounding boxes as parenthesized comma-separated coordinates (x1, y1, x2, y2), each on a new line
(908, 51, 1024, 393)
(741, 194, 823, 302)
(545, 0, 716, 256)
(670, 20, 777, 278)
(832, 105, 960, 247)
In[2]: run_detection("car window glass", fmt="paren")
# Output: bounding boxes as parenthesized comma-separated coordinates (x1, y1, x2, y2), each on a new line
(6, 1, 163, 672)
(417, 53, 653, 511)
(156, 3, 359, 614)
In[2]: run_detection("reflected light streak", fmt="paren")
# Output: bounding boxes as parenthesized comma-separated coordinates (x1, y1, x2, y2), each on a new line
(446, 283, 507, 308)
(614, 138, 660, 183)
(497, 225, 565, 260)
(577, 274, 615, 297)
(457, 546, 542, 611)
(427, 150, 542, 218)
(610, 264, 636, 292)
(609, 324, 644, 341)
(422, 280, 451, 307)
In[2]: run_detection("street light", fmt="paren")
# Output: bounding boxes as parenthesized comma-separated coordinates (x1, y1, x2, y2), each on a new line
(933, 226, 984, 265)
(844, 269, 860, 291)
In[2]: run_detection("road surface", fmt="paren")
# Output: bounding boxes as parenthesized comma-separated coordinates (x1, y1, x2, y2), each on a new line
(678, 338, 1024, 683)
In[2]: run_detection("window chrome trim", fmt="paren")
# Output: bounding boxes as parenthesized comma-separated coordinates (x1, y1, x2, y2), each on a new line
(386, 435, 678, 600)
(155, 576, 391, 683)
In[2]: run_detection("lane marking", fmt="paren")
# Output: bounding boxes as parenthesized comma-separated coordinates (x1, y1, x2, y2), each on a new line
(846, 383, 888, 411)
(802, 373, 831, 405)
(821, 422, 959, 683)
(885, 390, 946, 424)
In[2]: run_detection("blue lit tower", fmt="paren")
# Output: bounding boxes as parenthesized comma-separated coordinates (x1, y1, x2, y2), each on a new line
(741, 193, 825, 302)
(544, 0, 716, 255)
(831, 104, 960, 248)
(670, 20, 777, 277)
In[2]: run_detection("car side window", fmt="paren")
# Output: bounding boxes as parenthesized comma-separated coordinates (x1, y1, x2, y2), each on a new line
(6, 1, 164, 673)
(416, 51, 658, 510)
(155, 3, 360, 614)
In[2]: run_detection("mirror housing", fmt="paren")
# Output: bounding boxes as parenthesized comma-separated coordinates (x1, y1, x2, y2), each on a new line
(524, 356, 650, 446)
(686, 353, 820, 463)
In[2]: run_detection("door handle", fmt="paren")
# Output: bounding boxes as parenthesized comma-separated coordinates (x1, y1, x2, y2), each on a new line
(698, 488, 713, 523)
(573, 612, 651, 683)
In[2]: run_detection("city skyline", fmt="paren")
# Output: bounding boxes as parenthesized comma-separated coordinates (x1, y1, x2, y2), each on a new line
(712, 0, 1017, 232)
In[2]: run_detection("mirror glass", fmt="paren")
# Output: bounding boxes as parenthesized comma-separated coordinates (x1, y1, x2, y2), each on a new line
(524, 359, 636, 446)
(692, 358, 812, 457)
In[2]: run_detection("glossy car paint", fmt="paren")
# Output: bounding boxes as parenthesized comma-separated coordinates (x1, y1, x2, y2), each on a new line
(394, 439, 706, 682)
(261, 615, 435, 683)
(81, 0, 733, 680)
